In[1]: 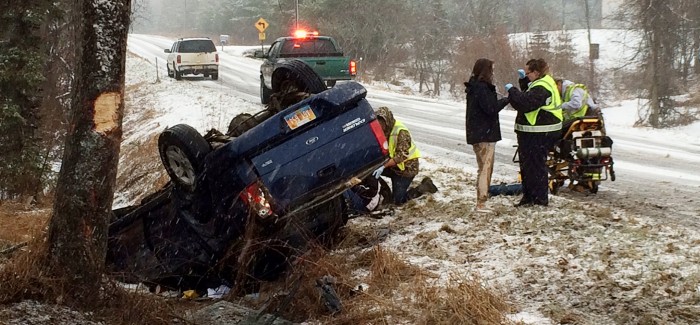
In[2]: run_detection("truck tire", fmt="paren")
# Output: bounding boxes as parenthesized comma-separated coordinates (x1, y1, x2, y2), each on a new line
(260, 78, 272, 104)
(211, 72, 219, 80)
(158, 124, 211, 192)
(167, 65, 173, 78)
(271, 59, 326, 96)
(174, 64, 182, 80)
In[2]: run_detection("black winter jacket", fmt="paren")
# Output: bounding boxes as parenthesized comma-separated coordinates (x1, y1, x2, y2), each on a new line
(507, 76, 562, 136)
(465, 77, 508, 144)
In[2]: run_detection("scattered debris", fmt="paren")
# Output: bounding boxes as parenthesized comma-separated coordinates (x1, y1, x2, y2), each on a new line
(316, 275, 342, 314)
(186, 300, 294, 325)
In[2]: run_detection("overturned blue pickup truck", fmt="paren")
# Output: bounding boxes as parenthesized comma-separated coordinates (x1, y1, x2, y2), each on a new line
(107, 60, 389, 291)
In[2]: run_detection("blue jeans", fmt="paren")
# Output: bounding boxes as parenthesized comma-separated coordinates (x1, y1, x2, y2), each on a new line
(382, 168, 415, 205)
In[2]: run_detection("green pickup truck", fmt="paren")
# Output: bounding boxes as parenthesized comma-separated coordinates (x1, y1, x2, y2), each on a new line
(255, 31, 356, 104)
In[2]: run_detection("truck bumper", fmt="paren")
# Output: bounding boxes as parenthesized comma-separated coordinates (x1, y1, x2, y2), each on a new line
(177, 65, 218, 75)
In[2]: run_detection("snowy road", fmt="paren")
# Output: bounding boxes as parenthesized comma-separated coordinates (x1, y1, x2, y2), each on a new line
(126, 34, 700, 222)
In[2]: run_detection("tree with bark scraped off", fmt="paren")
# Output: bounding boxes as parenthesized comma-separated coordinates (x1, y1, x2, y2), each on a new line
(46, 0, 132, 303)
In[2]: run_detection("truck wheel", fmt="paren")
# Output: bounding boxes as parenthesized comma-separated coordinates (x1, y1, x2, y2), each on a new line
(167, 65, 173, 78)
(174, 64, 182, 80)
(227, 113, 259, 137)
(260, 78, 272, 104)
(271, 59, 326, 95)
(326, 80, 336, 88)
(211, 72, 218, 80)
(158, 124, 211, 192)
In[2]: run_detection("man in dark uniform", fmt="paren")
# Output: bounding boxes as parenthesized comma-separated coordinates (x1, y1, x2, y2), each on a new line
(505, 59, 563, 207)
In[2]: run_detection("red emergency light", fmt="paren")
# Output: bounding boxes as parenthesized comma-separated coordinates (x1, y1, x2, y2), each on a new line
(293, 30, 319, 39)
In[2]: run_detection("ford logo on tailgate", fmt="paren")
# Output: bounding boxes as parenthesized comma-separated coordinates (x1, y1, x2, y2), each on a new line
(305, 136, 319, 145)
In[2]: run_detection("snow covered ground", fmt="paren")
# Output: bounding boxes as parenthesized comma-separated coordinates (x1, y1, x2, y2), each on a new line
(116, 38, 700, 323)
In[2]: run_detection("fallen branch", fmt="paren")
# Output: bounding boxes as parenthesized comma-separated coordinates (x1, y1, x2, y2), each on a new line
(0, 242, 28, 257)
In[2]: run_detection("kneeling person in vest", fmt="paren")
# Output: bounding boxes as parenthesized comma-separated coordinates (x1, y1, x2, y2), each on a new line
(505, 59, 563, 207)
(372, 107, 424, 205)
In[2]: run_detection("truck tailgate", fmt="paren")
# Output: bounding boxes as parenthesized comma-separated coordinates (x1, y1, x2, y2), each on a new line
(300, 57, 351, 80)
(246, 83, 386, 210)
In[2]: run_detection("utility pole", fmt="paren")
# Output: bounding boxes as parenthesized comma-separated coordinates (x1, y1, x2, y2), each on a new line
(295, 0, 299, 30)
(562, 0, 566, 30)
(584, 0, 596, 96)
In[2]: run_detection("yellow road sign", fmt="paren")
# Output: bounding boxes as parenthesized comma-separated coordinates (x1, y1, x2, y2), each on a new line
(258, 32, 266, 41)
(255, 18, 269, 33)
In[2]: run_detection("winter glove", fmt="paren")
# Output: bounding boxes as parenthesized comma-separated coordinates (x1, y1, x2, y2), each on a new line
(372, 166, 385, 179)
(505, 83, 513, 92)
(518, 69, 526, 79)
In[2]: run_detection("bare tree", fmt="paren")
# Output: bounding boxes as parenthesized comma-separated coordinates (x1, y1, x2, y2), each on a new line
(623, 0, 693, 128)
(46, 0, 132, 303)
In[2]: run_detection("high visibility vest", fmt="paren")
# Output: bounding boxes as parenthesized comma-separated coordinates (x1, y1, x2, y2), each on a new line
(564, 83, 590, 119)
(514, 74, 563, 133)
(388, 120, 421, 171)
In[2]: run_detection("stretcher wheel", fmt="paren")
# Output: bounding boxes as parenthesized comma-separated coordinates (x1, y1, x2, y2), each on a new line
(548, 179, 564, 195)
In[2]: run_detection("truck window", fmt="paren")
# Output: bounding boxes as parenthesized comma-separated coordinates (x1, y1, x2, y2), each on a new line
(279, 39, 339, 57)
(178, 40, 216, 53)
(268, 42, 282, 58)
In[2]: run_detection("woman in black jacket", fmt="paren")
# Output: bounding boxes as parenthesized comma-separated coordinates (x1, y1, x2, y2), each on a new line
(465, 58, 509, 212)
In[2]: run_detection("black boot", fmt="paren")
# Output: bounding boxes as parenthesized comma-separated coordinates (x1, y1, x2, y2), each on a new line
(417, 177, 438, 194)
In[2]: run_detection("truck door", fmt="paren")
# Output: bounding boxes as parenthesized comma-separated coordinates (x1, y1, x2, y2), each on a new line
(261, 41, 280, 88)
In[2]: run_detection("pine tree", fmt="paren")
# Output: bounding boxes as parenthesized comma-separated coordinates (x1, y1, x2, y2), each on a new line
(527, 31, 551, 60)
(0, 1, 55, 199)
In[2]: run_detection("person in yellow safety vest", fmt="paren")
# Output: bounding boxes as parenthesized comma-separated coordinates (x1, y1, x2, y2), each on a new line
(504, 58, 562, 207)
(555, 79, 599, 122)
(372, 107, 437, 205)
(555, 78, 604, 193)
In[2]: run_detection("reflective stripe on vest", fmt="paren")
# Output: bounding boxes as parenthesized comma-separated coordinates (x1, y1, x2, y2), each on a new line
(514, 74, 563, 133)
(388, 120, 421, 171)
(565, 84, 589, 119)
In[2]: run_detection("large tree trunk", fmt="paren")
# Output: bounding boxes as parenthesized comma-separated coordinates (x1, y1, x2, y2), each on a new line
(46, 0, 131, 303)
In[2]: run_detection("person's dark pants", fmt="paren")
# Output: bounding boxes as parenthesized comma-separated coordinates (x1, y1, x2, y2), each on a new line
(342, 190, 369, 214)
(517, 131, 558, 206)
(382, 168, 415, 205)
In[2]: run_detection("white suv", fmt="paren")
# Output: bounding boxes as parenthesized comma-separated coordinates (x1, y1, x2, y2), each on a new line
(165, 38, 219, 80)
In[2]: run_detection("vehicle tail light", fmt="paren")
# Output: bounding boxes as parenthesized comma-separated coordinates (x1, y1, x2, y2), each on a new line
(240, 182, 275, 219)
(176, 55, 181, 64)
(349, 60, 357, 76)
(600, 157, 610, 165)
(369, 120, 389, 155)
(215, 53, 219, 63)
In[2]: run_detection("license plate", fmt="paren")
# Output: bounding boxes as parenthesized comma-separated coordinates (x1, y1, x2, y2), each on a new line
(284, 105, 316, 130)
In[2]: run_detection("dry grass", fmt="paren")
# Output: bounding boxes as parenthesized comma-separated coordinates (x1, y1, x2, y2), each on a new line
(239, 225, 516, 325)
(0, 201, 51, 247)
(0, 236, 180, 325)
(0, 201, 184, 325)
(115, 133, 169, 205)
